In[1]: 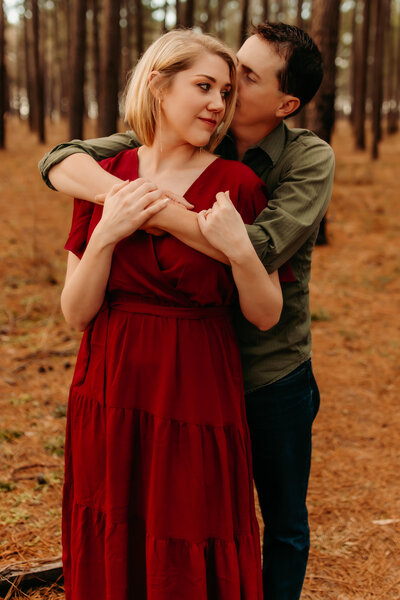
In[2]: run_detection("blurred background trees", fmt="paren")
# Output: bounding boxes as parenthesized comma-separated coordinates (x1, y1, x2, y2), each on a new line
(0, 0, 399, 159)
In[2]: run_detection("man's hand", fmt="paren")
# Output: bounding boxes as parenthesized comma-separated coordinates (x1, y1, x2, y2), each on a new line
(197, 191, 253, 264)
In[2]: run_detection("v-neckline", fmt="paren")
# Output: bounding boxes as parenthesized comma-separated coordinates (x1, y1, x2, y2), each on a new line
(133, 148, 222, 202)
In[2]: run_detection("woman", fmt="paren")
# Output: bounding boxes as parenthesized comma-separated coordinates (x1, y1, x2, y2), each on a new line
(61, 30, 282, 599)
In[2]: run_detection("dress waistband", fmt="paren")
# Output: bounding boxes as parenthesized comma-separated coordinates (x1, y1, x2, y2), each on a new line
(106, 292, 232, 320)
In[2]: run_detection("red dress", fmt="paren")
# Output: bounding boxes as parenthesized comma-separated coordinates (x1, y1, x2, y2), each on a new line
(63, 149, 266, 600)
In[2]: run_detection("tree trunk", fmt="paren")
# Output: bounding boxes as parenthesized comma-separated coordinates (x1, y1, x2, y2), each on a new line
(98, 0, 121, 136)
(24, 3, 35, 130)
(216, 0, 225, 40)
(296, 0, 304, 29)
(69, 0, 87, 139)
(91, 0, 101, 111)
(391, 7, 400, 134)
(175, 0, 181, 28)
(0, 0, 6, 148)
(262, 0, 269, 21)
(202, 0, 212, 33)
(371, 0, 388, 159)
(239, 0, 249, 46)
(134, 0, 144, 57)
(31, 0, 45, 142)
(386, 1, 397, 134)
(349, 0, 358, 123)
(309, 0, 341, 246)
(353, 0, 371, 150)
(184, 0, 195, 27)
(308, 0, 341, 143)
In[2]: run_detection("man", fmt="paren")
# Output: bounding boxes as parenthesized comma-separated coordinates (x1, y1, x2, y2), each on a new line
(39, 22, 335, 600)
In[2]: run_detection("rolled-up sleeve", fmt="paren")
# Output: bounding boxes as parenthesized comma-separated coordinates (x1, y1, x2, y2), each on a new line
(246, 138, 335, 272)
(38, 132, 139, 190)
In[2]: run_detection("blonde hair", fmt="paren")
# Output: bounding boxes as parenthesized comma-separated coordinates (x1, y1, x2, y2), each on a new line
(124, 30, 237, 152)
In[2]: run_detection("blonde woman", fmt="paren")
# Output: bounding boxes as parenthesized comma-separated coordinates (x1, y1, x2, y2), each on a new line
(61, 30, 281, 599)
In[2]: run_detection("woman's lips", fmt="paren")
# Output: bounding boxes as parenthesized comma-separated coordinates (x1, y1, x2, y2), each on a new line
(199, 117, 217, 127)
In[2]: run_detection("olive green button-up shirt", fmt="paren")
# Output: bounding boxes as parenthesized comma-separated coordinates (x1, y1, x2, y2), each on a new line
(38, 121, 335, 392)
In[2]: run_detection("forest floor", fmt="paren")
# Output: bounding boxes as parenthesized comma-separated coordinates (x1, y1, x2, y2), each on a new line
(0, 118, 399, 599)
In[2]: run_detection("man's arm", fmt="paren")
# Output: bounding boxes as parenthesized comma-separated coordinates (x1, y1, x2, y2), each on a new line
(38, 131, 138, 192)
(246, 139, 335, 272)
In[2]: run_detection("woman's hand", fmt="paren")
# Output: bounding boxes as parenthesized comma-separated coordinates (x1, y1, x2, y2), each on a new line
(94, 179, 170, 246)
(197, 191, 253, 264)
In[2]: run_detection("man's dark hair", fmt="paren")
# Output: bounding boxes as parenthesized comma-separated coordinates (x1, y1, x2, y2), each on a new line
(252, 22, 323, 117)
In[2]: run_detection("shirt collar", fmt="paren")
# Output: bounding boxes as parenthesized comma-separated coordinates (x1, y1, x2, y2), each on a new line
(255, 121, 287, 166)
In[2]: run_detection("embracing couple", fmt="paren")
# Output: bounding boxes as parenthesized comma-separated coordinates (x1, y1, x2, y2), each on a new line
(39, 21, 335, 600)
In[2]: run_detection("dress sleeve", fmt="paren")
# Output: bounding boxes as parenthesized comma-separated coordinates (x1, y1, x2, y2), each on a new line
(64, 198, 95, 259)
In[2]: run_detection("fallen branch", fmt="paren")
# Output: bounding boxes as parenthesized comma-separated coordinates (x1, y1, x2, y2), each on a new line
(0, 557, 63, 593)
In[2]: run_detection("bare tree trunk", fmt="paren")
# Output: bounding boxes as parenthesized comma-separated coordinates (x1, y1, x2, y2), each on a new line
(0, 0, 6, 148)
(308, 0, 341, 143)
(309, 0, 341, 246)
(262, 0, 269, 21)
(31, 0, 45, 142)
(202, 0, 212, 33)
(353, 0, 371, 149)
(98, 0, 121, 136)
(349, 0, 358, 123)
(69, 0, 87, 139)
(371, 0, 389, 159)
(386, 1, 397, 134)
(239, 0, 250, 46)
(297, 0, 304, 29)
(216, 0, 225, 40)
(175, 0, 181, 27)
(390, 8, 400, 134)
(135, 0, 144, 57)
(91, 0, 101, 110)
(24, 3, 35, 130)
(184, 0, 195, 27)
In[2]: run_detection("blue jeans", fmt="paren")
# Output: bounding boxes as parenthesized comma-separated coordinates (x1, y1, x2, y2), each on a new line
(245, 359, 320, 600)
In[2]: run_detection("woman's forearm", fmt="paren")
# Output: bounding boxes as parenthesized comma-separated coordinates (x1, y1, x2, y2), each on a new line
(49, 154, 122, 201)
(61, 230, 115, 331)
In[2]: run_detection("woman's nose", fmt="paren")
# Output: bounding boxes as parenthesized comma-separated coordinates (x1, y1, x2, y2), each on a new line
(208, 92, 224, 112)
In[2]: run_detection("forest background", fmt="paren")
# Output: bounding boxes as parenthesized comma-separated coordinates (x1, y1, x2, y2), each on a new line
(1, 0, 400, 598)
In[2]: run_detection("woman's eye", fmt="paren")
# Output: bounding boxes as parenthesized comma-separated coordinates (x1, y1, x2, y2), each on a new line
(247, 74, 256, 83)
(221, 90, 230, 99)
(198, 83, 211, 92)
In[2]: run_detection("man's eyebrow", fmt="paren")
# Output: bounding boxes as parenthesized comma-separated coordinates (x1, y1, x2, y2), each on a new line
(195, 74, 232, 88)
(240, 64, 261, 80)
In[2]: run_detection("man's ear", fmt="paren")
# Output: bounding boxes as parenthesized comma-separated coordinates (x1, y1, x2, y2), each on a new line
(276, 95, 301, 119)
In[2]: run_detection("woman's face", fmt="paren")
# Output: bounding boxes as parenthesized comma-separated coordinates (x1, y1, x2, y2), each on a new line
(159, 53, 232, 149)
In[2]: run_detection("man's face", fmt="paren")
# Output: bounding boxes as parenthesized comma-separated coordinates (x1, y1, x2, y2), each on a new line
(233, 35, 287, 131)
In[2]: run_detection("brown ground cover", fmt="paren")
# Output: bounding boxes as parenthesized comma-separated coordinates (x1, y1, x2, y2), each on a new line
(0, 118, 399, 599)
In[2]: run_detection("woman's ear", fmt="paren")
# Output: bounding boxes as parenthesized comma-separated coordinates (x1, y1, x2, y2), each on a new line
(276, 95, 301, 119)
(148, 71, 162, 99)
